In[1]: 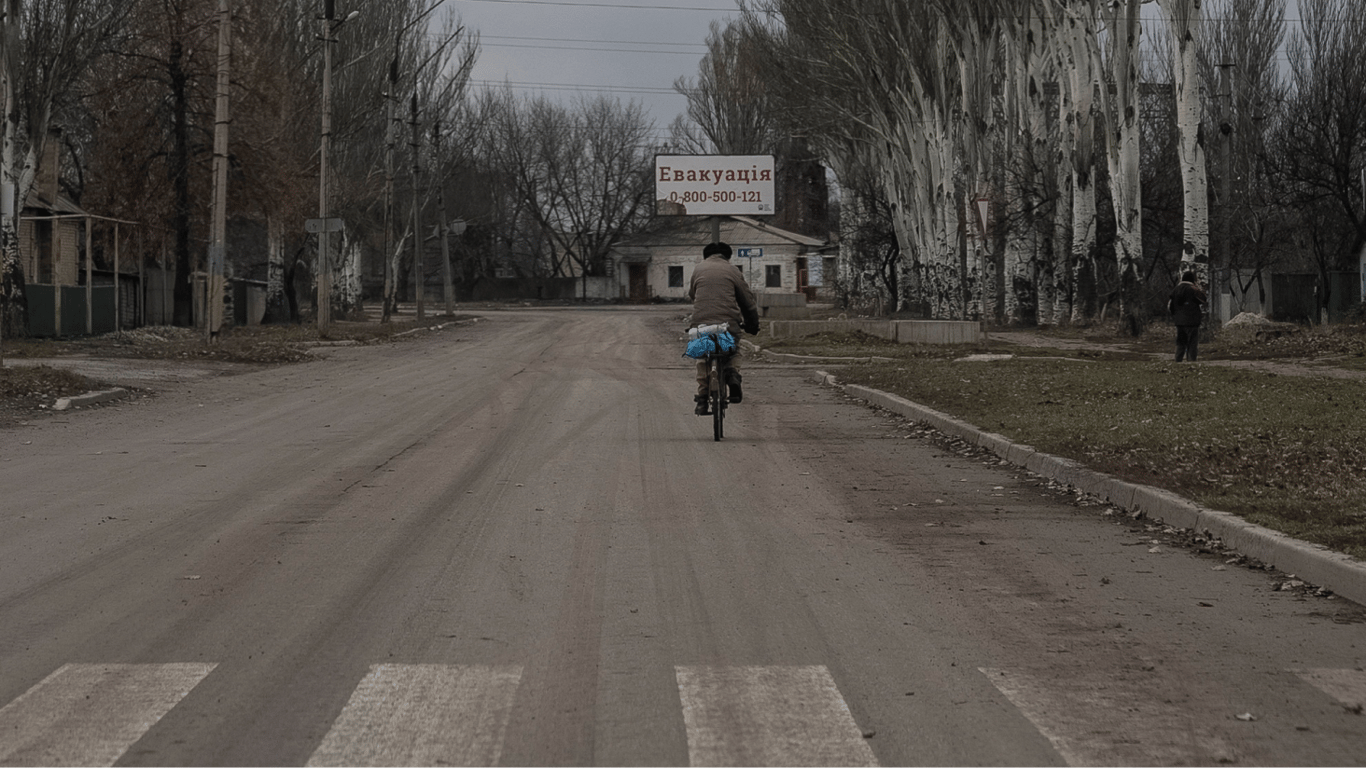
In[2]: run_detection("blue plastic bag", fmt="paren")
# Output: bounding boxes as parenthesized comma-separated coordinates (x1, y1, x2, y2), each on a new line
(684, 331, 736, 359)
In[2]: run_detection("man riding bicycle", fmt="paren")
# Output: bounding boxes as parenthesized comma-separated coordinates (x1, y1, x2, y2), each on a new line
(688, 241, 760, 415)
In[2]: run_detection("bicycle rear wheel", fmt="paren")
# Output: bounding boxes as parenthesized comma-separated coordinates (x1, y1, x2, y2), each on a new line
(711, 357, 726, 441)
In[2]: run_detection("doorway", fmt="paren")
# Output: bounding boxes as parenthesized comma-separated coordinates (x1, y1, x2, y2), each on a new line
(629, 264, 649, 303)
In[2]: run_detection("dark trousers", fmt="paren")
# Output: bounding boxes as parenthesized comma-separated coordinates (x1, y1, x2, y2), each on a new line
(1175, 325, 1200, 361)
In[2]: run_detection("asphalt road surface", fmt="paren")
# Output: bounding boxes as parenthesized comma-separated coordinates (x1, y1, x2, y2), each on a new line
(1, 307, 1364, 766)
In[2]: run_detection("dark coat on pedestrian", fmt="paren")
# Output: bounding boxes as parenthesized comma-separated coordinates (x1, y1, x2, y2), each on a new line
(1168, 275, 1207, 327)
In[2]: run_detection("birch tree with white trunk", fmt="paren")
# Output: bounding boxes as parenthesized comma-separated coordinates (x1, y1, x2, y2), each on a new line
(1104, 0, 1146, 334)
(1158, 0, 1210, 279)
(950, 1, 1006, 320)
(743, 0, 964, 317)
(1063, 0, 1105, 323)
(1005, 0, 1070, 325)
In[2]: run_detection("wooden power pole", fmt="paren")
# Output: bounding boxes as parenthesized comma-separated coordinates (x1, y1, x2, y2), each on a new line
(207, 0, 231, 342)
(411, 92, 423, 321)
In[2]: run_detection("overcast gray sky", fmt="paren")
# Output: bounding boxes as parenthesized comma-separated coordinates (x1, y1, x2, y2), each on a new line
(441, 0, 1311, 144)
(443, 0, 742, 143)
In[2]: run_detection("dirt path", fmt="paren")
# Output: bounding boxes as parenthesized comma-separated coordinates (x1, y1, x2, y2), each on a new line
(990, 329, 1366, 381)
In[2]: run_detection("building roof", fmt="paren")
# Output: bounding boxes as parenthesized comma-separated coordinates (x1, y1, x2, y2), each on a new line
(23, 190, 88, 217)
(728, 216, 826, 248)
(612, 215, 827, 255)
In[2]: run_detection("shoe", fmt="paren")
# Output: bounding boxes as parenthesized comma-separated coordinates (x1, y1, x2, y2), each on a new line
(726, 370, 743, 403)
(694, 394, 710, 416)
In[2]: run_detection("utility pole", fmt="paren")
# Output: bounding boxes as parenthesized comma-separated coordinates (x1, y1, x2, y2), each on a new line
(410, 92, 423, 321)
(206, 0, 231, 343)
(317, 0, 336, 335)
(434, 120, 453, 315)
(1217, 62, 1234, 325)
(382, 54, 397, 323)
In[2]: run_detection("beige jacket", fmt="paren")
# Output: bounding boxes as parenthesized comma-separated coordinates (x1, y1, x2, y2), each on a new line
(689, 256, 759, 332)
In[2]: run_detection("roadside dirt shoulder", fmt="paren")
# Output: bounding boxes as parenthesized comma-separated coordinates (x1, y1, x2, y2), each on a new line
(990, 329, 1366, 381)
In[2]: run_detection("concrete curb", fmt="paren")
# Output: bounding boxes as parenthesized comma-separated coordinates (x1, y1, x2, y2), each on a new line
(54, 388, 130, 411)
(743, 340, 894, 364)
(813, 370, 1366, 607)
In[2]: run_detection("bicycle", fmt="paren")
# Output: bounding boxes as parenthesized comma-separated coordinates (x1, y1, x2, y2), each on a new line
(688, 323, 737, 441)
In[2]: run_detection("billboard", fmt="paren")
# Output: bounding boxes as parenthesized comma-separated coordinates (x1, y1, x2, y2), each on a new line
(655, 155, 775, 217)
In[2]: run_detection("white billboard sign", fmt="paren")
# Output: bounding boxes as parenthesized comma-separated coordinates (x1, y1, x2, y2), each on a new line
(655, 155, 775, 217)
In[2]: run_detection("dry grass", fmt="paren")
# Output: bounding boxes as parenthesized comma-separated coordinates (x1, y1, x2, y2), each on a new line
(764, 322, 1366, 560)
(0, 315, 471, 416)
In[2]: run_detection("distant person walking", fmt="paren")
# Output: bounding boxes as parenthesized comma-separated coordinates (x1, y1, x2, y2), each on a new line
(1168, 271, 1207, 362)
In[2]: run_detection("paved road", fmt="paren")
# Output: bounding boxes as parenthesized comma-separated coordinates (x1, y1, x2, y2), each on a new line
(1, 307, 1363, 766)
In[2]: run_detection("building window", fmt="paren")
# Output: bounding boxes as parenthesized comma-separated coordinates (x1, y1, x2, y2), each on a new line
(766, 264, 783, 288)
(668, 265, 684, 288)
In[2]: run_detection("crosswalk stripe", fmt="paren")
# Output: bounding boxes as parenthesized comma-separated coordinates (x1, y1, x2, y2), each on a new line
(1293, 668, 1366, 710)
(675, 665, 878, 767)
(981, 667, 1234, 767)
(0, 662, 216, 767)
(306, 664, 522, 767)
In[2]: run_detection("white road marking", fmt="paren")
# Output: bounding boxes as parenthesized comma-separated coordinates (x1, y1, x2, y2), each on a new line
(675, 665, 878, 767)
(0, 662, 216, 767)
(306, 664, 522, 767)
(981, 667, 1234, 767)
(1294, 668, 1366, 710)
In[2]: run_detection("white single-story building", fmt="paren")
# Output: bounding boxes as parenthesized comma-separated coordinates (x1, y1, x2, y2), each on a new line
(609, 215, 830, 303)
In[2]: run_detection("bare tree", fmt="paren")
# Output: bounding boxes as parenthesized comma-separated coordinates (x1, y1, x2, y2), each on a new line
(484, 91, 656, 288)
(1, 0, 137, 335)
(79, 0, 220, 327)
(671, 20, 775, 156)
(1266, 0, 1366, 312)
(1198, 0, 1290, 316)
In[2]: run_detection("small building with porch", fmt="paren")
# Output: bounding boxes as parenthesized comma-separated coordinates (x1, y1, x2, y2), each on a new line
(609, 215, 831, 305)
(16, 129, 172, 336)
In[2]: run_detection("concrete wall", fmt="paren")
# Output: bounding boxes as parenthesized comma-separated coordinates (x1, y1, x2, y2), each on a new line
(767, 319, 985, 345)
(757, 291, 808, 319)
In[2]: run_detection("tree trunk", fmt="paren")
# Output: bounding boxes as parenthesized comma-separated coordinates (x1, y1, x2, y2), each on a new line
(170, 39, 194, 327)
(1162, 0, 1210, 279)
(1067, 0, 1102, 324)
(1108, 0, 1145, 335)
(1071, 167, 1097, 324)
(337, 232, 363, 316)
(0, 14, 19, 340)
(264, 213, 289, 323)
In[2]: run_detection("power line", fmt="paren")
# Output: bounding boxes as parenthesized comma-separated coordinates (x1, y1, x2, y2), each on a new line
(455, 0, 738, 11)
(477, 34, 706, 48)
(472, 78, 681, 94)
(479, 41, 705, 54)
